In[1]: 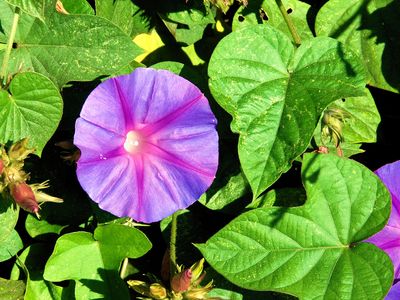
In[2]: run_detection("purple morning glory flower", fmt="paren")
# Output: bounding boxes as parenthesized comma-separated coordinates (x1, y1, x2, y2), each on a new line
(386, 282, 400, 300)
(74, 68, 218, 223)
(365, 160, 400, 279)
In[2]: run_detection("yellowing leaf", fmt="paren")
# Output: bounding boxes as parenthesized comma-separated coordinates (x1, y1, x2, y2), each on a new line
(133, 29, 164, 63)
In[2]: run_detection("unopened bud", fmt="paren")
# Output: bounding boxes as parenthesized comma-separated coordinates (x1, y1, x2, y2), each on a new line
(0, 159, 4, 175)
(190, 258, 205, 286)
(10, 182, 40, 217)
(8, 138, 35, 161)
(56, 0, 69, 14)
(149, 283, 167, 299)
(184, 280, 214, 300)
(171, 269, 192, 292)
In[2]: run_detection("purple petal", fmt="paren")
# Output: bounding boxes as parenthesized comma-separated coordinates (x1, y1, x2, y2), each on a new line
(106, 68, 205, 129)
(365, 160, 400, 279)
(386, 282, 400, 300)
(74, 118, 125, 162)
(74, 68, 219, 223)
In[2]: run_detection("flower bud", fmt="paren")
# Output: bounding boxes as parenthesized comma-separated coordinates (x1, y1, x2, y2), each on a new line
(10, 182, 40, 216)
(189, 258, 205, 286)
(0, 159, 4, 175)
(184, 281, 214, 300)
(171, 269, 192, 292)
(149, 283, 167, 299)
(56, 0, 69, 14)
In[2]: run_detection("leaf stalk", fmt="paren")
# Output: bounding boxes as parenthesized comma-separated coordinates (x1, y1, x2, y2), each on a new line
(1, 7, 20, 87)
(170, 210, 178, 277)
(275, 0, 301, 46)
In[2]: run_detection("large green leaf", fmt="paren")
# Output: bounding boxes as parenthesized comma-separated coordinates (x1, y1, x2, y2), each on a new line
(315, 0, 400, 93)
(0, 72, 62, 156)
(43, 224, 152, 299)
(0, 278, 25, 300)
(0, 0, 142, 87)
(197, 153, 393, 299)
(313, 88, 381, 157)
(232, 0, 313, 42)
(0, 229, 23, 262)
(208, 25, 366, 197)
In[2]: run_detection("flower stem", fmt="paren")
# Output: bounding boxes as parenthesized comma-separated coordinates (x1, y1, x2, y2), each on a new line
(275, 0, 301, 46)
(170, 210, 178, 277)
(0, 7, 20, 87)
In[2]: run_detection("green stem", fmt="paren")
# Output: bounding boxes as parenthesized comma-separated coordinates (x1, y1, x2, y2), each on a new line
(275, 0, 301, 46)
(170, 211, 178, 277)
(120, 257, 129, 279)
(0, 7, 20, 86)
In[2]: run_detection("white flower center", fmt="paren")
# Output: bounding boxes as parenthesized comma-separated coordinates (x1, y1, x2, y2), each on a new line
(124, 131, 141, 154)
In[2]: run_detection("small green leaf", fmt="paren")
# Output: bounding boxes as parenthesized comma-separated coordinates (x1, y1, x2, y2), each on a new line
(209, 25, 366, 197)
(197, 153, 393, 299)
(0, 193, 19, 245)
(313, 88, 381, 157)
(0, 1, 142, 87)
(232, 0, 313, 42)
(25, 214, 66, 240)
(44, 224, 151, 299)
(0, 230, 23, 262)
(10, 244, 65, 300)
(315, 0, 400, 93)
(61, 0, 94, 15)
(0, 72, 62, 156)
(0, 278, 25, 300)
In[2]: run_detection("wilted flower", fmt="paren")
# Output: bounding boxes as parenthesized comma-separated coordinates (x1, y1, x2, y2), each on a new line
(365, 160, 400, 278)
(74, 68, 218, 223)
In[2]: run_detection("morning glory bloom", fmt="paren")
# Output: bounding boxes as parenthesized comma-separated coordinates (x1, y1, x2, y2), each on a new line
(365, 160, 400, 279)
(386, 282, 400, 300)
(74, 68, 218, 223)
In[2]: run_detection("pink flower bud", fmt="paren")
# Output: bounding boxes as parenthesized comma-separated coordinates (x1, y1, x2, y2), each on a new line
(171, 268, 192, 292)
(10, 182, 40, 215)
(0, 159, 4, 174)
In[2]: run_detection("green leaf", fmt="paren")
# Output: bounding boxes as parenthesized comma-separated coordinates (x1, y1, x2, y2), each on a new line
(10, 244, 66, 300)
(5, 0, 53, 21)
(0, 229, 23, 262)
(0, 193, 19, 245)
(313, 88, 381, 157)
(232, 0, 313, 42)
(0, 278, 25, 300)
(61, 0, 94, 15)
(25, 214, 66, 240)
(197, 153, 393, 299)
(315, 0, 400, 93)
(95, 0, 146, 37)
(208, 24, 366, 197)
(43, 224, 151, 299)
(0, 72, 62, 156)
(0, 1, 142, 87)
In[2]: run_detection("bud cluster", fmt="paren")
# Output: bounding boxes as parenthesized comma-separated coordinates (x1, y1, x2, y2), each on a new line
(1, 139, 63, 217)
(128, 258, 218, 300)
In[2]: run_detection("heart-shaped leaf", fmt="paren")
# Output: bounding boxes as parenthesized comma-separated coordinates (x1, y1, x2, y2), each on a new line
(197, 153, 393, 300)
(209, 25, 366, 197)
(0, 72, 62, 156)
(44, 224, 151, 299)
(0, 1, 142, 87)
(315, 0, 400, 93)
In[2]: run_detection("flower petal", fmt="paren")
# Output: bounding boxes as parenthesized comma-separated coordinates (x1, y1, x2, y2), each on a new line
(79, 78, 130, 135)
(107, 68, 205, 129)
(386, 282, 400, 300)
(74, 118, 125, 163)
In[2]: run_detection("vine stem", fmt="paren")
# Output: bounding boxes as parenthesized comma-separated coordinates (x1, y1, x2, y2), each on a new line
(170, 210, 178, 277)
(275, 0, 301, 46)
(0, 7, 20, 86)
